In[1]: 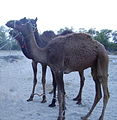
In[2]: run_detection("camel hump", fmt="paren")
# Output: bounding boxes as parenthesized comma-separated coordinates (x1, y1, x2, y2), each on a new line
(77, 33, 92, 39)
(53, 32, 92, 41)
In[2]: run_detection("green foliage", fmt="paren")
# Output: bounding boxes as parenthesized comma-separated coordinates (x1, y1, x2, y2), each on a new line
(1, 25, 117, 53)
(108, 42, 117, 51)
(112, 31, 117, 43)
(94, 29, 112, 50)
(57, 27, 74, 34)
(57, 27, 117, 52)
(0, 26, 20, 50)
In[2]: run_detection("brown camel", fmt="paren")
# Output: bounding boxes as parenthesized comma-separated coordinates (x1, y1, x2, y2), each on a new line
(6, 18, 85, 106)
(6, 18, 56, 103)
(11, 21, 109, 120)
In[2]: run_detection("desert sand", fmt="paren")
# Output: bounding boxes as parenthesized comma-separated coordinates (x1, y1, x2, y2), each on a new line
(0, 50, 117, 120)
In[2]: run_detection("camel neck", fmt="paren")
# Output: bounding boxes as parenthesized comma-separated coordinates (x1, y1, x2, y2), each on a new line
(23, 32, 47, 64)
(15, 36, 32, 59)
(34, 30, 47, 47)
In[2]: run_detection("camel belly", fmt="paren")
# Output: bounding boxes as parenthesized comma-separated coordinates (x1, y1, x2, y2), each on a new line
(64, 55, 97, 73)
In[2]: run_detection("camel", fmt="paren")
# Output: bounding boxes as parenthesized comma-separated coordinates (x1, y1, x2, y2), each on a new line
(6, 18, 85, 106)
(7, 18, 56, 103)
(9, 21, 109, 120)
(7, 19, 55, 103)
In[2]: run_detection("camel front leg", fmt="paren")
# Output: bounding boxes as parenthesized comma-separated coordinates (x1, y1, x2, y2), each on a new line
(49, 69, 57, 107)
(54, 70, 65, 120)
(73, 70, 85, 104)
(27, 61, 38, 101)
(41, 64, 47, 103)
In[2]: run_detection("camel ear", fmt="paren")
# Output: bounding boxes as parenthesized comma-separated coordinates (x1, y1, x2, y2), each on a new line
(35, 17, 38, 22)
(23, 17, 26, 20)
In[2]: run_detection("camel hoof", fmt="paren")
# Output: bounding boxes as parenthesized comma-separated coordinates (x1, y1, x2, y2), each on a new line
(81, 116, 88, 120)
(27, 98, 33, 102)
(41, 99, 47, 103)
(49, 98, 56, 107)
(73, 97, 78, 101)
(99, 116, 103, 120)
(76, 101, 82, 105)
(48, 103, 56, 107)
(57, 116, 65, 120)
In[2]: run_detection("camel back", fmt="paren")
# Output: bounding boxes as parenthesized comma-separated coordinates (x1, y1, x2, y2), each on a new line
(47, 33, 107, 71)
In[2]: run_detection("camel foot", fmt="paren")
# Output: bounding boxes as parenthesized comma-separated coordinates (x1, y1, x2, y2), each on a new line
(57, 116, 65, 120)
(99, 115, 103, 120)
(73, 96, 82, 105)
(41, 99, 47, 103)
(48, 103, 56, 107)
(73, 97, 78, 101)
(41, 95, 47, 103)
(27, 97, 33, 102)
(73, 96, 81, 101)
(76, 101, 82, 105)
(81, 116, 88, 120)
(49, 98, 56, 107)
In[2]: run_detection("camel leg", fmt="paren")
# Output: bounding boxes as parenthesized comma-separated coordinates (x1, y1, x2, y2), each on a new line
(81, 67, 102, 120)
(49, 69, 55, 94)
(54, 70, 65, 120)
(41, 64, 47, 103)
(98, 76, 110, 120)
(49, 69, 57, 107)
(73, 70, 85, 104)
(97, 57, 109, 120)
(27, 61, 38, 101)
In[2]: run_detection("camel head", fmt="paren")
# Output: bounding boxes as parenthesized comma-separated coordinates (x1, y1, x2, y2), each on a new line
(6, 20, 16, 28)
(9, 29, 32, 59)
(6, 17, 38, 30)
(14, 21, 34, 37)
(9, 29, 23, 43)
(20, 17, 38, 29)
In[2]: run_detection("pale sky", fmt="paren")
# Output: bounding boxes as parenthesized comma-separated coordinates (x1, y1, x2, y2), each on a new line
(0, 0, 117, 32)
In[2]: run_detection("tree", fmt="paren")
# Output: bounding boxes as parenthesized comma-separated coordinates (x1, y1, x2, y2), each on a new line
(57, 27, 74, 34)
(87, 28, 97, 37)
(78, 28, 87, 33)
(94, 29, 112, 50)
(112, 31, 117, 43)
(0, 26, 20, 50)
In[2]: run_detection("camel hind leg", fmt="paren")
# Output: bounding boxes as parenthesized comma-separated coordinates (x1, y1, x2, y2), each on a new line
(98, 55, 110, 120)
(81, 66, 102, 120)
(73, 70, 85, 104)
(82, 55, 109, 120)
(98, 74, 110, 120)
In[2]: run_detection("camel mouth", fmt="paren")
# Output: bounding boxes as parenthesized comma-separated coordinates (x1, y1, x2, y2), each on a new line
(6, 20, 15, 28)
(9, 29, 19, 37)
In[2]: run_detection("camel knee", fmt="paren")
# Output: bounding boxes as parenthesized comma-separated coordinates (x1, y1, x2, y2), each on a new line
(103, 94, 109, 103)
(33, 78, 37, 85)
(103, 87, 110, 102)
(97, 93, 102, 101)
(96, 74, 108, 84)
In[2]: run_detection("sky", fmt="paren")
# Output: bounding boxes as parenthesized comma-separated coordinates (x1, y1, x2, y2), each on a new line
(0, 0, 117, 33)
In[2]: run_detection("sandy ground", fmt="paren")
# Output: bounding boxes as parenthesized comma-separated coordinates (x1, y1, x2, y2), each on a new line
(0, 50, 117, 120)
